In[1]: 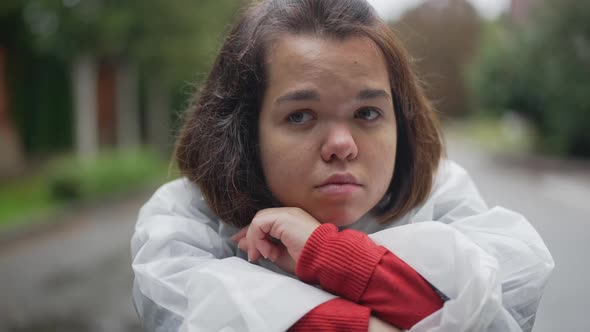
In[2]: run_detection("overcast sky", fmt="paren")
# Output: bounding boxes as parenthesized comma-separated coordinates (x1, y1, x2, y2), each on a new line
(366, 0, 511, 20)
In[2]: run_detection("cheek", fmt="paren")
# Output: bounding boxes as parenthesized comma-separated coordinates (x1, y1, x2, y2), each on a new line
(365, 131, 397, 191)
(258, 125, 314, 198)
(260, 150, 310, 207)
(258, 117, 281, 176)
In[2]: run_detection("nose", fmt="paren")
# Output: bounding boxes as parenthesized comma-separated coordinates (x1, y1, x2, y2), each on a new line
(320, 124, 358, 162)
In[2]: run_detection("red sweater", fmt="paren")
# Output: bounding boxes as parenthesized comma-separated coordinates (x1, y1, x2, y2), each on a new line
(290, 224, 443, 331)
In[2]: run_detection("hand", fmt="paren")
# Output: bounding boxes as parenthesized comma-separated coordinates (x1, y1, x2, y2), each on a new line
(231, 207, 321, 273)
(234, 228, 297, 273)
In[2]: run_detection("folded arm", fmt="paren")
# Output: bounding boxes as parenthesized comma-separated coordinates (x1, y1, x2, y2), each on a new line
(294, 223, 443, 331)
(292, 161, 554, 332)
(131, 179, 337, 332)
(367, 161, 554, 332)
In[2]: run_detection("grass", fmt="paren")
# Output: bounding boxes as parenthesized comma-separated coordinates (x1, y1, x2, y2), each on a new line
(444, 115, 537, 155)
(0, 148, 172, 231)
(0, 176, 60, 230)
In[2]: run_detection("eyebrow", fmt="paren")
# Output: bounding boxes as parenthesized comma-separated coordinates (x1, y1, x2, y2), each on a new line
(357, 88, 391, 101)
(275, 89, 320, 105)
(274, 88, 391, 105)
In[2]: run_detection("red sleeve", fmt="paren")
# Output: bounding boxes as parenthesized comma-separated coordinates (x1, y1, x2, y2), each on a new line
(289, 298, 370, 332)
(296, 223, 444, 330)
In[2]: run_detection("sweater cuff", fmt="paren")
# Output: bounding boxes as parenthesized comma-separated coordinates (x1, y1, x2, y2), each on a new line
(296, 223, 388, 302)
(289, 298, 370, 332)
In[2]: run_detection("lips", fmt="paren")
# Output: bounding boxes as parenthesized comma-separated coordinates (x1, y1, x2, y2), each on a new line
(315, 174, 362, 196)
(317, 173, 361, 187)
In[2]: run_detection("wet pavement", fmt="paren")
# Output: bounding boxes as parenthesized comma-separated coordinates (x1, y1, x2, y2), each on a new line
(0, 193, 150, 332)
(0, 137, 588, 331)
(448, 139, 590, 332)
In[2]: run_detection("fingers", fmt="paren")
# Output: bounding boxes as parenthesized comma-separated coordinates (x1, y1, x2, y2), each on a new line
(247, 222, 268, 262)
(233, 225, 266, 262)
(233, 208, 306, 264)
(236, 230, 257, 260)
(251, 212, 286, 241)
(248, 243, 260, 262)
(233, 221, 274, 262)
(237, 238, 248, 252)
(238, 236, 282, 263)
(230, 226, 249, 242)
(256, 238, 282, 262)
(240, 211, 285, 262)
(238, 237, 261, 262)
(247, 213, 276, 262)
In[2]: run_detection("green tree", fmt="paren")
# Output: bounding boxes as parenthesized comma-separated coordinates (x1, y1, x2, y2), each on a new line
(21, 0, 240, 84)
(2, 0, 241, 159)
(1, 1, 73, 163)
(471, 0, 590, 157)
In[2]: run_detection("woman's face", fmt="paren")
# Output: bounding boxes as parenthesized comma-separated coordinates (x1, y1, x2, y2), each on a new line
(258, 34, 397, 226)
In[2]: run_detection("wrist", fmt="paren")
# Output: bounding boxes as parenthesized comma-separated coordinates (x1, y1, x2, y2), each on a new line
(296, 223, 387, 301)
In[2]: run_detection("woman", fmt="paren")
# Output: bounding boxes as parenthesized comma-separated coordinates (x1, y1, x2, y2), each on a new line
(131, 0, 554, 331)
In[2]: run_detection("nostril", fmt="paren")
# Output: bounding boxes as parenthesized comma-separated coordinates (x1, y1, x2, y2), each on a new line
(321, 127, 358, 162)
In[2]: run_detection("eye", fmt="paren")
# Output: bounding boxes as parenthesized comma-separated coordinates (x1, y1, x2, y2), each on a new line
(287, 111, 314, 124)
(355, 107, 381, 121)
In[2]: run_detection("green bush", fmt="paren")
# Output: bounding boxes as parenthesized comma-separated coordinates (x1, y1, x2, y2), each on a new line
(45, 149, 169, 202)
(0, 148, 170, 228)
(470, 0, 590, 157)
(0, 177, 56, 228)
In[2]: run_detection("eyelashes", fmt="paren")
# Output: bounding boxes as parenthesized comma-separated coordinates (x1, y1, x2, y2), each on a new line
(286, 107, 383, 125)
(354, 107, 381, 121)
(287, 111, 314, 124)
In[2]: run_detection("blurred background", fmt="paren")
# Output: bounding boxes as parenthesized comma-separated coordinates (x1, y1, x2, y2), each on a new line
(0, 0, 588, 331)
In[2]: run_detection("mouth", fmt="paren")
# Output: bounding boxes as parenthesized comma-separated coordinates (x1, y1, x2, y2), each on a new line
(315, 173, 362, 195)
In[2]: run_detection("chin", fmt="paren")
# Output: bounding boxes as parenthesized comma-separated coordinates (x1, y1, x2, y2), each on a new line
(314, 210, 364, 227)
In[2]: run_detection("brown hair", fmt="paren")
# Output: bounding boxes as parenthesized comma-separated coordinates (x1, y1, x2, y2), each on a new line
(175, 0, 445, 228)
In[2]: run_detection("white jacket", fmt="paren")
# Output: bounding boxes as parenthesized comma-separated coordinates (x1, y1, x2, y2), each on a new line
(131, 160, 554, 332)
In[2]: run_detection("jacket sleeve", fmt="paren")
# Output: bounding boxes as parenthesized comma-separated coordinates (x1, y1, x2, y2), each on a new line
(289, 298, 371, 332)
(368, 160, 555, 332)
(130, 179, 336, 332)
(296, 223, 444, 330)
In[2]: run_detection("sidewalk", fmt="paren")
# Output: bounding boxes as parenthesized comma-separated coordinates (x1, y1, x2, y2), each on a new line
(0, 190, 153, 332)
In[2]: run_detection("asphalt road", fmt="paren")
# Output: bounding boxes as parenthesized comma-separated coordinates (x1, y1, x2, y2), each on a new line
(0, 139, 587, 331)
(447, 139, 590, 332)
(0, 194, 149, 332)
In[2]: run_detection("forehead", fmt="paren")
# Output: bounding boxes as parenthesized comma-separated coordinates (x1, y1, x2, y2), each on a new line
(265, 34, 391, 92)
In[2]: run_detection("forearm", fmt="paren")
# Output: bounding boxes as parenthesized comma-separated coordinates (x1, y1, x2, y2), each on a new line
(133, 186, 337, 331)
(369, 219, 551, 331)
(289, 298, 370, 332)
(134, 252, 337, 331)
(296, 224, 443, 330)
(291, 298, 403, 332)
